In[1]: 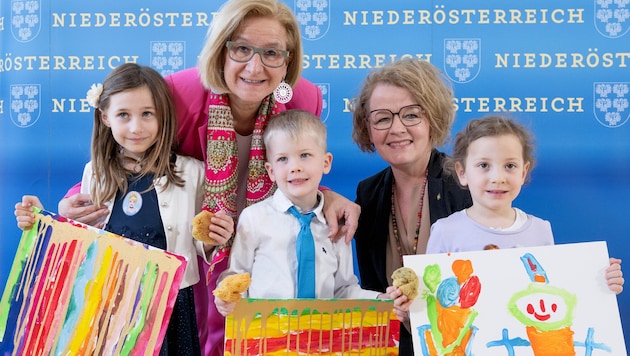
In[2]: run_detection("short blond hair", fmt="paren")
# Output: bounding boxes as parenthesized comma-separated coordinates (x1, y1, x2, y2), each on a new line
(198, 0, 302, 93)
(351, 59, 455, 153)
(263, 110, 327, 155)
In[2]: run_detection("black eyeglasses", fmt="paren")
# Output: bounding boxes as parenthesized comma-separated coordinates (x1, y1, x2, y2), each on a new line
(368, 104, 425, 130)
(225, 41, 290, 68)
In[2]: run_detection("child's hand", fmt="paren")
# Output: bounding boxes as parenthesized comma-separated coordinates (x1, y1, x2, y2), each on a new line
(214, 296, 236, 317)
(207, 210, 235, 246)
(606, 257, 624, 295)
(14, 195, 44, 230)
(386, 285, 413, 326)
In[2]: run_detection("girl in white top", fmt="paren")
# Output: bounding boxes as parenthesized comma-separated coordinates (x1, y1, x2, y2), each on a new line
(427, 115, 623, 294)
(15, 63, 235, 355)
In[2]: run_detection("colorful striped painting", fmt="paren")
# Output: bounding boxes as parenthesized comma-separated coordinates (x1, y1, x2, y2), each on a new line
(0, 209, 187, 356)
(225, 298, 400, 355)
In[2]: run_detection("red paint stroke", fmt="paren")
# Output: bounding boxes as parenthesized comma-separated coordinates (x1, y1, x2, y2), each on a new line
(23, 242, 61, 355)
(225, 320, 399, 354)
(527, 258, 537, 272)
(459, 275, 481, 308)
(526, 299, 557, 321)
(33, 240, 78, 354)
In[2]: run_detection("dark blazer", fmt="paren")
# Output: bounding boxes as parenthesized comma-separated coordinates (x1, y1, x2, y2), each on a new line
(354, 149, 472, 355)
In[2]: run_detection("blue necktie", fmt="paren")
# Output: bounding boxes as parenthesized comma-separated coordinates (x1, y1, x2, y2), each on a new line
(288, 206, 316, 298)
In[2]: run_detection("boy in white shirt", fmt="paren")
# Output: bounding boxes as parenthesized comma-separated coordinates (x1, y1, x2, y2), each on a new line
(215, 110, 392, 316)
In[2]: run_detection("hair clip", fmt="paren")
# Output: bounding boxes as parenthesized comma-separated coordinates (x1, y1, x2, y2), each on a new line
(86, 83, 103, 108)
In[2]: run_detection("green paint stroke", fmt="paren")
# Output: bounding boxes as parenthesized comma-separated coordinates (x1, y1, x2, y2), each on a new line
(120, 261, 159, 356)
(507, 283, 576, 331)
(425, 294, 478, 355)
(426, 295, 442, 348)
(0, 222, 41, 340)
(423, 264, 441, 293)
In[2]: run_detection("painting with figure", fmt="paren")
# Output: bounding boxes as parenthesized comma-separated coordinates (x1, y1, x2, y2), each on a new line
(404, 241, 627, 356)
(224, 298, 400, 355)
(0, 209, 187, 355)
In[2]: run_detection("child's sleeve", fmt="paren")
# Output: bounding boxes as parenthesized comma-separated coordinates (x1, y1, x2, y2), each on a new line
(189, 157, 213, 262)
(222, 209, 258, 298)
(426, 220, 447, 254)
(332, 239, 381, 299)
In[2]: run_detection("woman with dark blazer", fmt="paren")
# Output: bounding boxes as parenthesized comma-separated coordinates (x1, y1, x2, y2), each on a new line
(351, 58, 472, 355)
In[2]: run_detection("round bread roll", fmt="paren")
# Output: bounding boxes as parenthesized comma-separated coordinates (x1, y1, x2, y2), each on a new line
(391, 266, 420, 300)
(192, 210, 216, 244)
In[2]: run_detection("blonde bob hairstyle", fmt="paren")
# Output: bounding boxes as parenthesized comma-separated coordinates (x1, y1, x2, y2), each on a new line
(351, 58, 455, 153)
(198, 0, 303, 93)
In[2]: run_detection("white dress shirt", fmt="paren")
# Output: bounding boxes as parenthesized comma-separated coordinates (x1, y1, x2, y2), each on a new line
(226, 189, 379, 299)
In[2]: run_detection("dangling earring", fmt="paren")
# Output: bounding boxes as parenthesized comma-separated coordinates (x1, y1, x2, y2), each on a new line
(273, 79, 293, 104)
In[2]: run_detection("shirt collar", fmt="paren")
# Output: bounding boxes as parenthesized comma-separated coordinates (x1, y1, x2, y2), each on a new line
(271, 189, 327, 224)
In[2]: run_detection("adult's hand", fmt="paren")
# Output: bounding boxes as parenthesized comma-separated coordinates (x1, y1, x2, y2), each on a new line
(200, 211, 235, 254)
(321, 189, 361, 244)
(58, 193, 109, 229)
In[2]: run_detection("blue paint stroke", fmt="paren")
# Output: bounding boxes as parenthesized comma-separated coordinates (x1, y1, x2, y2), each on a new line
(436, 277, 460, 307)
(486, 328, 530, 356)
(574, 327, 611, 355)
(54, 240, 98, 356)
(519, 253, 549, 284)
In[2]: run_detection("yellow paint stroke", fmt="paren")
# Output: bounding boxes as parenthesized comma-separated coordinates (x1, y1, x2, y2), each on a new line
(90, 252, 122, 354)
(2, 212, 186, 356)
(66, 245, 113, 354)
(226, 299, 398, 356)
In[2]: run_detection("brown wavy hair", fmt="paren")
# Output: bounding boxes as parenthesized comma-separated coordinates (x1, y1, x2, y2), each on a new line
(90, 63, 184, 206)
(446, 115, 536, 185)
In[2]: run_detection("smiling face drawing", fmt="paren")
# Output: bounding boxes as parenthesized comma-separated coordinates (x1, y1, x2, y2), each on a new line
(509, 287, 576, 330)
(507, 253, 577, 331)
(527, 297, 556, 321)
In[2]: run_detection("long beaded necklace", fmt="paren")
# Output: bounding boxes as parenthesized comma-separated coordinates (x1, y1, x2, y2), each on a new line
(391, 171, 428, 265)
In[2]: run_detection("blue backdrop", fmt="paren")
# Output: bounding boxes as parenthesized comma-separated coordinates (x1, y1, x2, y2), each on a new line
(1, 0, 629, 351)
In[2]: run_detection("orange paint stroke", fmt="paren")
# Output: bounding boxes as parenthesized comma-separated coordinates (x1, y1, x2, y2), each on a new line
(451, 260, 473, 285)
(526, 325, 575, 356)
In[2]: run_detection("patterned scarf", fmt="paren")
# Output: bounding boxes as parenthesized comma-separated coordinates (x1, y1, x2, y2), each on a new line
(204, 92, 281, 275)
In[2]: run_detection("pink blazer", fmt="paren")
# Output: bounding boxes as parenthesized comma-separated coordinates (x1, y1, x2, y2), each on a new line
(65, 68, 323, 196)
(165, 67, 323, 161)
